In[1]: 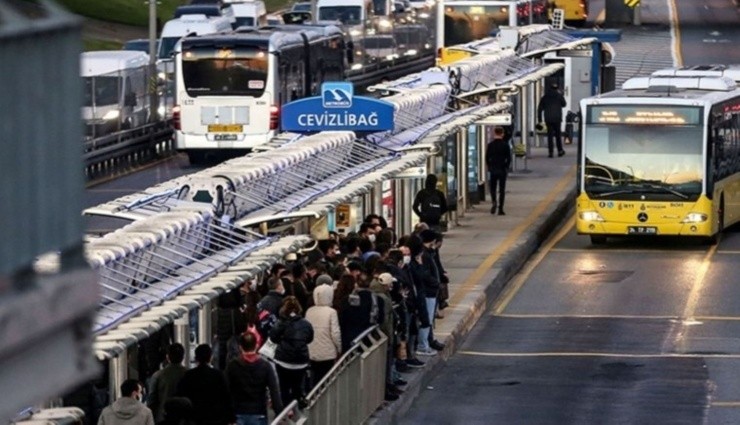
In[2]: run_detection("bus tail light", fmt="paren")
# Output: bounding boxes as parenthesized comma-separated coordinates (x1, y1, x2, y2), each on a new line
(579, 211, 604, 222)
(681, 213, 707, 223)
(269, 105, 279, 130)
(173, 105, 181, 130)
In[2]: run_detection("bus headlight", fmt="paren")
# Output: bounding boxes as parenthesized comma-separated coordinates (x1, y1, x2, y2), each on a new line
(579, 211, 604, 222)
(681, 213, 708, 223)
(103, 110, 120, 121)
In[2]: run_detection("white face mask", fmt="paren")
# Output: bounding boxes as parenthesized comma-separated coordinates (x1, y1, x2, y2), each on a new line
(334, 249, 341, 255)
(368, 234, 376, 243)
(403, 255, 411, 265)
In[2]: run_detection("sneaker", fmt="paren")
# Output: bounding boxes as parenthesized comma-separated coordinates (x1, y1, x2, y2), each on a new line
(394, 378, 408, 386)
(498, 210, 505, 216)
(490, 206, 496, 214)
(435, 311, 445, 319)
(548, 153, 554, 158)
(430, 340, 446, 351)
(558, 150, 566, 157)
(439, 300, 449, 310)
(416, 347, 437, 356)
(406, 358, 425, 368)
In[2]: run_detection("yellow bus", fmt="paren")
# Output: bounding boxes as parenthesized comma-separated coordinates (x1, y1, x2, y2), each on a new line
(576, 65, 740, 244)
(548, 0, 588, 27)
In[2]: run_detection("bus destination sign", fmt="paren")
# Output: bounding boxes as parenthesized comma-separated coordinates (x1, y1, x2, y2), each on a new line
(588, 106, 701, 125)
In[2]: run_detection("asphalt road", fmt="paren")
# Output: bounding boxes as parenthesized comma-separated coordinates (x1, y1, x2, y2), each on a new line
(400, 2, 740, 424)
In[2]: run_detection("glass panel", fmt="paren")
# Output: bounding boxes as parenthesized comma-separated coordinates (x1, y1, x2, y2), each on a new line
(318, 6, 362, 25)
(583, 124, 704, 198)
(182, 46, 268, 97)
(84, 76, 121, 107)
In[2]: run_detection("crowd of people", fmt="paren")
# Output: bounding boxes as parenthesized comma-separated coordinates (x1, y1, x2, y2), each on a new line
(99, 211, 452, 425)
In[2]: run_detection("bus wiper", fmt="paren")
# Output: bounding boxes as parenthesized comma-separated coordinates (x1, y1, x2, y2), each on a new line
(635, 183, 689, 200)
(593, 189, 636, 198)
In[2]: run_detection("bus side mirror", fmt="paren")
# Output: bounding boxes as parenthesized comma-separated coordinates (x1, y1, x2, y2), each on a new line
(125, 92, 137, 107)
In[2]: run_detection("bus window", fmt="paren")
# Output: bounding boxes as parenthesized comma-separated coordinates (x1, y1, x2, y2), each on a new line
(319, 6, 363, 25)
(181, 46, 268, 97)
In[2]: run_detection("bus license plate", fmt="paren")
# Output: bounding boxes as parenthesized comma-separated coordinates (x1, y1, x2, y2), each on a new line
(208, 124, 242, 133)
(214, 134, 238, 141)
(628, 226, 657, 235)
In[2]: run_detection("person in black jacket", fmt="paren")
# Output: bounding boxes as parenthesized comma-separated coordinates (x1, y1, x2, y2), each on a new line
(176, 345, 233, 425)
(407, 235, 439, 356)
(485, 126, 512, 216)
(538, 82, 567, 158)
(412, 174, 448, 231)
(225, 333, 283, 425)
(269, 296, 314, 408)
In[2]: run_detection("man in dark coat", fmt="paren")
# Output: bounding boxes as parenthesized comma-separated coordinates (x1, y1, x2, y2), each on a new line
(485, 126, 512, 215)
(176, 345, 233, 425)
(148, 344, 187, 423)
(412, 174, 448, 231)
(538, 82, 567, 158)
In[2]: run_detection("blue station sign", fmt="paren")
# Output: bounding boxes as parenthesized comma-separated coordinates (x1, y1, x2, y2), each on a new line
(281, 82, 395, 132)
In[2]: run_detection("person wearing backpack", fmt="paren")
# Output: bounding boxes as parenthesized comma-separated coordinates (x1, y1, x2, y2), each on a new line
(337, 276, 385, 354)
(412, 174, 448, 232)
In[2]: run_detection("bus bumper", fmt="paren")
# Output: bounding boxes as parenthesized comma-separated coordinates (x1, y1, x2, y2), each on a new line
(175, 131, 275, 151)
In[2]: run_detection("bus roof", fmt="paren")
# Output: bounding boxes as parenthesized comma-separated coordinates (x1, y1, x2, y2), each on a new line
(80, 51, 149, 77)
(584, 76, 740, 107)
(651, 65, 740, 83)
(181, 25, 342, 51)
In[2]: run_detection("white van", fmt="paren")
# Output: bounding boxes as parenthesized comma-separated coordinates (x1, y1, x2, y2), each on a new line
(158, 14, 233, 60)
(80, 51, 151, 138)
(228, 1, 268, 28)
(316, 0, 374, 37)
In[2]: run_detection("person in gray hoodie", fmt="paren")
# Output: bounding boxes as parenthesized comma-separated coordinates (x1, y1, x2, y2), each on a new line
(98, 379, 154, 425)
(305, 283, 342, 386)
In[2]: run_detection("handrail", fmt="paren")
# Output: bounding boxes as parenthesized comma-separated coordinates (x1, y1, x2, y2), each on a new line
(271, 326, 387, 425)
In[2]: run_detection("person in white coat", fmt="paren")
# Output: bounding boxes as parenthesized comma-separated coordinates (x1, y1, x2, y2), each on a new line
(305, 283, 342, 387)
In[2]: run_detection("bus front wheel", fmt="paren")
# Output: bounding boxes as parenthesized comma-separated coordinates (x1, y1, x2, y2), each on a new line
(590, 235, 607, 245)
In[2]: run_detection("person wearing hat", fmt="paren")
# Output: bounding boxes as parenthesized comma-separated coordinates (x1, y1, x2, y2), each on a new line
(537, 82, 567, 158)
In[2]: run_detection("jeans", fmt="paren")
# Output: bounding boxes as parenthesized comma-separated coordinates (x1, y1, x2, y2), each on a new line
(425, 297, 437, 343)
(236, 414, 267, 425)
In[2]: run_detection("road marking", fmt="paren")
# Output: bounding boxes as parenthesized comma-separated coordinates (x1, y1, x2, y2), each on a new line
(717, 250, 740, 255)
(492, 313, 740, 322)
(458, 350, 740, 359)
(448, 166, 577, 307)
(550, 247, 702, 254)
(491, 216, 575, 315)
(668, 0, 684, 66)
(682, 244, 718, 320)
(595, 8, 606, 25)
(712, 402, 740, 408)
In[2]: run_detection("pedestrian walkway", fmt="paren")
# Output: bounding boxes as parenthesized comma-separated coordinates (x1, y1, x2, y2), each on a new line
(369, 146, 577, 423)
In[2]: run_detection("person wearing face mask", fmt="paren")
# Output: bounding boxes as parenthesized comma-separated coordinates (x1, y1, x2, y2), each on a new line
(99, 380, 154, 425)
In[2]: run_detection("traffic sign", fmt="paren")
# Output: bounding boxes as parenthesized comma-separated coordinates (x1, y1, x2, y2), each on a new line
(625, 0, 640, 8)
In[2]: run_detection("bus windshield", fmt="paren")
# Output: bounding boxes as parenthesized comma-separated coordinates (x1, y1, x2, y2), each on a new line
(159, 37, 181, 59)
(84, 76, 121, 107)
(181, 46, 268, 97)
(583, 124, 704, 198)
(319, 6, 362, 25)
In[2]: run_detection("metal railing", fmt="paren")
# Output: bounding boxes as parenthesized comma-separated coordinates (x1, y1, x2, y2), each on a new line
(271, 326, 388, 425)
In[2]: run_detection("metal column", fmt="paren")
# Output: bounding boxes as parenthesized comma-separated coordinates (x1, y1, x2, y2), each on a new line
(174, 312, 191, 367)
(456, 130, 466, 219)
(109, 354, 128, 401)
(198, 302, 212, 347)
(373, 183, 383, 218)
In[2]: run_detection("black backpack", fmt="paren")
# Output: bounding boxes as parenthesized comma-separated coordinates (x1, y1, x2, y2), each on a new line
(421, 190, 443, 222)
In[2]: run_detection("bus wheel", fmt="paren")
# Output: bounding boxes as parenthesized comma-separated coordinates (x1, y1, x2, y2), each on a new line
(187, 151, 204, 165)
(590, 235, 607, 245)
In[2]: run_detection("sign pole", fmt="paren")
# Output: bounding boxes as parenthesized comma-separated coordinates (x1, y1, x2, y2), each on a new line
(633, 3, 641, 26)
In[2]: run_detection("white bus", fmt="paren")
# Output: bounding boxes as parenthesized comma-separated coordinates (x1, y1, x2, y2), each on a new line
(173, 25, 347, 163)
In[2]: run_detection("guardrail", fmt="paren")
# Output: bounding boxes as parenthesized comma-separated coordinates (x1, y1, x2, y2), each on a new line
(84, 120, 174, 180)
(271, 326, 388, 425)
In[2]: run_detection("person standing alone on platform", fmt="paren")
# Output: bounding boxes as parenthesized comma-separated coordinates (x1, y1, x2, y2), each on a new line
(538, 82, 567, 158)
(412, 174, 448, 232)
(485, 126, 511, 216)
